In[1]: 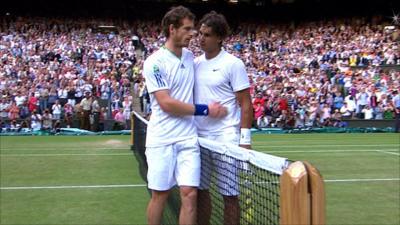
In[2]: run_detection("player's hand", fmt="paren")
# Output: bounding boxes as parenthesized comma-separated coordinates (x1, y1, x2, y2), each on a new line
(208, 102, 227, 118)
(240, 144, 251, 149)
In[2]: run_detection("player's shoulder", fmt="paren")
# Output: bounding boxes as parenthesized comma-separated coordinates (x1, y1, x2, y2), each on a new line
(145, 48, 164, 62)
(144, 49, 165, 67)
(182, 47, 194, 60)
(194, 53, 205, 66)
(221, 50, 245, 68)
(222, 50, 242, 63)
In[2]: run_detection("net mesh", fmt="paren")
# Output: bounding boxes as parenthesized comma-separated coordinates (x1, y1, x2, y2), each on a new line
(131, 111, 290, 225)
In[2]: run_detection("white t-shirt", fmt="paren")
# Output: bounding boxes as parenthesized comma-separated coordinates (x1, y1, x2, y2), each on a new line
(31, 114, 42, 131)
(143, 47, 197, 147)
(52, 104, 62, 115)
(362, 107, 374, 119)
(194, 50, 250, 135)
(15, 96, 26, 106)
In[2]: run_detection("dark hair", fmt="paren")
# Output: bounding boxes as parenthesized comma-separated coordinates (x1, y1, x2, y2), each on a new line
(199, 11, 230, 40)
(161, 6, 195, 38)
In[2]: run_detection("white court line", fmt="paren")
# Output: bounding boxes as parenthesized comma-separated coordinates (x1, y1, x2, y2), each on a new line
(0, 153, 132, 157)
(0, 184, 147, 190)
(2, 178, 399, 190)
(3, 144, 397, 150)
(252, 139, 398, 143)
(3, 144, 396, 151)
(253, 144, 399, 148)
(375, 150, 400, 156)
(258, 149, 399, 153)
(1, 149, 398, 156)
(325, 178, 400, 182)
(0, 148, 128, 151)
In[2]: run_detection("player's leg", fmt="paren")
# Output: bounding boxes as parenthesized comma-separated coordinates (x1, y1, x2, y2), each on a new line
(175, 137, 201, 225)
(217, 155, 240, 225)
(147, 190, 170, 225)
(216, 129, 241, 225)
(179, 186, 198, 225)
(198, 189, 212, 225)
(145, 144, 177, 225)
(197, 140, 213, 225)
(223, 195, 240, 225)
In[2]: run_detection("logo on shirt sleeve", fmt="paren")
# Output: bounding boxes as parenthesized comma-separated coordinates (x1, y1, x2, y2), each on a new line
(153, 65, 166, 87)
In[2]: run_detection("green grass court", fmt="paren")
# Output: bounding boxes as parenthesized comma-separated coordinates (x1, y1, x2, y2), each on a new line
(1, 133, 399, 225)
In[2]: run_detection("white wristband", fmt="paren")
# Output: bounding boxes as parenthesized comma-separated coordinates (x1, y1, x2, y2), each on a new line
(240, 128, 251, 145)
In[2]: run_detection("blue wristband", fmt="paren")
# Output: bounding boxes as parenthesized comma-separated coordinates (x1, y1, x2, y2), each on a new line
(194, 104, 209, 116)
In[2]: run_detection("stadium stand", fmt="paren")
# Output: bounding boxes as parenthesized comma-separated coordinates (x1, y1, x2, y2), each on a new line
(0, 0, 399, 133)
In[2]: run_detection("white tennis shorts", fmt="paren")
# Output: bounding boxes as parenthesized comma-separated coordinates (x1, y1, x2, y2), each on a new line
(145, 137, 200, 191)
(199, 128, 240, 196)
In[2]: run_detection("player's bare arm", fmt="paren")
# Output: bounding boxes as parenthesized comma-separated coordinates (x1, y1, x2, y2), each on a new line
(154, 90, 227, 118)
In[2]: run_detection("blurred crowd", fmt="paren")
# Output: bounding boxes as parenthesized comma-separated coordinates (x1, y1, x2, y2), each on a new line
(1, 16, 399, 132)
(0, 17, 144, 132)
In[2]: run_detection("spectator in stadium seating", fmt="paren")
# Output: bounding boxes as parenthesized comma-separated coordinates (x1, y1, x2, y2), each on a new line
(67, 86, 77, 106)
(8, 101, 20, 121)
(19, 101, 30, 120)
(14, 91, 26, 107)
(254, 102, 265, 128)
(113, 108, 125, 130)
(344, 95, 356, 118)
(393, 90, 400, 132)
(0, 98, 9, 122)
(63, 103, 74, 128)
(122, 96, 132, 127)
(340, 102, 352, 119)
(51, 100, 62, 120)
(374, 102, 384, 120)
(80, 91, 92, 130)
(27, 92, 38, 114)
(74, 102, 83, 129)
(142, 6, 226, 225)
(91, 95, 100, 132)
(257, 112, 270, 128)
(362, 105, 374, 120)
(383, 105, 395, 120)
(111, 94, 122, 118)
(30, 110, 42, 131)
(58, 86, 68, 106)
(356, 88, 369, 118)
(321, 103, 332, 123)
(41, 109, 53, 131)
(194, 11, 253, 225)
(38, 87, 49, 114)
(333, 92, 344, 111)
(9, 120, 20, 132)
(47, 87, 58, 110)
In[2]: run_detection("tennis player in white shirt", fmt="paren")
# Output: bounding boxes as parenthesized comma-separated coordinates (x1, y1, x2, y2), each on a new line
(194, 11, 253, 225)
(142, 6, 227, 225)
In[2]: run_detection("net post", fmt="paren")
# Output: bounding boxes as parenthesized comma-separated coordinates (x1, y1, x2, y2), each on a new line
(303, 161, 326, 225)
(280, 161, 310, 225)
(130, 111, 135, 150)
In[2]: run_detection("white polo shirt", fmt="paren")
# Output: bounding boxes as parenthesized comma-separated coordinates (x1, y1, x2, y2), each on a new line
(143, 47, 197, 147)
(194, 50, 250, 135)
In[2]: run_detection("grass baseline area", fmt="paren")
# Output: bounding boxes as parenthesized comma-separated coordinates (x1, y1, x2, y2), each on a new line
(0, 126, 395, 136)
(0, 133, 399, 225)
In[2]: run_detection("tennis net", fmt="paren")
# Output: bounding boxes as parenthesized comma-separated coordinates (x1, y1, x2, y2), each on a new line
(131, 111, 294, 225)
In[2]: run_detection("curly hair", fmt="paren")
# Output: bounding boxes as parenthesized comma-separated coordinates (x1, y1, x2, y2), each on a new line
(199, 11, 230, 40)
